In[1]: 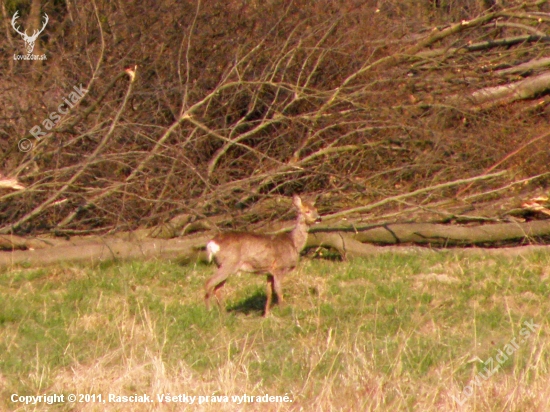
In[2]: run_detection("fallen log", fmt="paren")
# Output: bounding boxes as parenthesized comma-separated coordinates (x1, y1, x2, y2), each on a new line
(496, 57, 550, 76)
(317, 219, 550, 247)
(1, 218, 550, 267)
(447, 71, 550, 109)
(415, 35, 550, 59)
(0, 234, 210, 268)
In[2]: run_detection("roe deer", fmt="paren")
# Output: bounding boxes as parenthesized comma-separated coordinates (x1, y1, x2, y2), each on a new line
(205, 195, 321, 316)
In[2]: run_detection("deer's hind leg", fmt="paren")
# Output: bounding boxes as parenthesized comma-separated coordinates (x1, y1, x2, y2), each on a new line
(205, 263, 237, 311)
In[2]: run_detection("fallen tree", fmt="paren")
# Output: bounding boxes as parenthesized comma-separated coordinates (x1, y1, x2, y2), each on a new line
(3, 216, 550, 267)
(0, 233, 210, 267)
(447, 72, 550, 109)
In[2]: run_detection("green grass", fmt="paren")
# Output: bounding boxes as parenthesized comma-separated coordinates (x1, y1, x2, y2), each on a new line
(0, 251, 549, 411)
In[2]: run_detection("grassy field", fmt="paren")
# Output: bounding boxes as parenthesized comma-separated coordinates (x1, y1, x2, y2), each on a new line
(0, 250, 549, 411)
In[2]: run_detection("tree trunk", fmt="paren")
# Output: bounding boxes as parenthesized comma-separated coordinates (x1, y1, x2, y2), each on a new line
(3, 218, 550, 267)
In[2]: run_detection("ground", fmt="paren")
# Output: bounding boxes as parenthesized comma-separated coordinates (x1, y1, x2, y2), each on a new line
(0, 250, 548, 411)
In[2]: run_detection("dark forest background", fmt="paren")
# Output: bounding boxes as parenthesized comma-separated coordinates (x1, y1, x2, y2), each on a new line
(1, 0, 550, 237)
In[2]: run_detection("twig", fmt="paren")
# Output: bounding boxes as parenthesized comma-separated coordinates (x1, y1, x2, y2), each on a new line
(0, 69, 137, 234)
(457, 131, 550, 196)
(322, 171, 506, 221)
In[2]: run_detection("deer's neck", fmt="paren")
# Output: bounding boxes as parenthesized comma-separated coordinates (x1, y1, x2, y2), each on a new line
(290, 214, 309, 252)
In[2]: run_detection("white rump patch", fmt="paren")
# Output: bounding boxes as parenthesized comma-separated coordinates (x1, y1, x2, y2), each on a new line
(206, 240, 220, 262)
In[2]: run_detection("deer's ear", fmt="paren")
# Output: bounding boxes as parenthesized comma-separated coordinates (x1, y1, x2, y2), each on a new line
(292, 194, 302, 208)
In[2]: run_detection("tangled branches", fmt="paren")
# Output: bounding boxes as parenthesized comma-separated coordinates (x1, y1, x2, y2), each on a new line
(1, 0, 550, 235)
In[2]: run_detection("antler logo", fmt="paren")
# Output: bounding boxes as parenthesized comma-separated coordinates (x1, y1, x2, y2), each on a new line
(11, 10, 48, 55)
